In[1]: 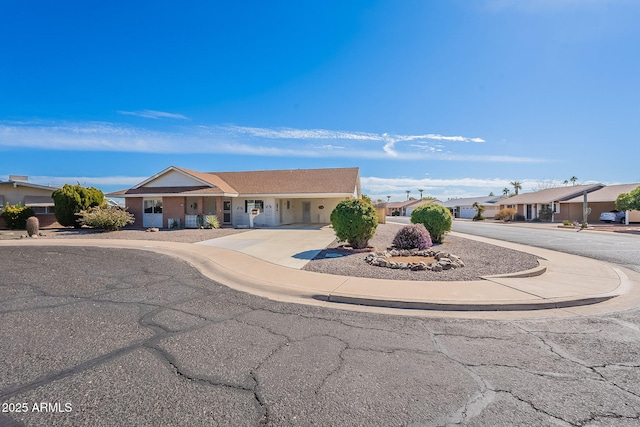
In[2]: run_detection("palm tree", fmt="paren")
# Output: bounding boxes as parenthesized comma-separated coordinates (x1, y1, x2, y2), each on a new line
(502, 188, 510, 196)
(563, 180, 569, 186)
(417, 188, 424, 199)
(386, 195, 391, 203)
(570, 176, 578, 186)
(406, 190, 410, 200)
(510, 181, 522, 195)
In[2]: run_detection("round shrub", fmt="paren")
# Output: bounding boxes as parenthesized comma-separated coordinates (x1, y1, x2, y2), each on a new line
(330, 199, 378, 249)
(410, 204, 452, 244)
(392, 224, 432, 250)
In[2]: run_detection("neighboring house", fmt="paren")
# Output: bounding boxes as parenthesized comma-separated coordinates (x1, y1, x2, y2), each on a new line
(441, 195, 504, 219)
(562, 183, 640, 223)
(0, 175, 60, 228)
(499, 184, 604, 222)
(107, 166, 361, 228)
(386, 199, 440, 217)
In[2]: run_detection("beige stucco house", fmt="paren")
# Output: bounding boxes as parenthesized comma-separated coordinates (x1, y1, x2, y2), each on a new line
(108, 166, 361, 228)
(500, 184, 615, 222)
(0, 176, 59, 228)
(562, 183, 640, 223)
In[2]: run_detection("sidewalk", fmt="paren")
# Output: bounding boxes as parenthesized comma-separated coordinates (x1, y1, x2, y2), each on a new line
(2, 231, 639, 319)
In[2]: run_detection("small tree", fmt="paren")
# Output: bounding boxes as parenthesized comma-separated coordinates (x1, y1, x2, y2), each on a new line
(52, 184, 104, 228)
(472, 202, 485, 221)
(77, 205, 134, 231)
(1, 203, 35, 229)
(616, 186, 640, 212)
(410, 204, 452, 244)
(330, 199, 378, 249)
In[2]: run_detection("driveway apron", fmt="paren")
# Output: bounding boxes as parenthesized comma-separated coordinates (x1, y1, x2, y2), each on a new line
(195, 224, 337, 269)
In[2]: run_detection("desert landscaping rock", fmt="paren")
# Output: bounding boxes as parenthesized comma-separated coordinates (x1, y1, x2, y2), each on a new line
(304, 223, 541, 281)
(365, 248, 465, 271)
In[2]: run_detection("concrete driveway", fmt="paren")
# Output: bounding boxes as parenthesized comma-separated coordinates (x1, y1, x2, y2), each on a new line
(195, 224, 337, 269)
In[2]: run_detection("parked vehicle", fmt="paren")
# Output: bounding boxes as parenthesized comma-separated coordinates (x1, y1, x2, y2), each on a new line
(599, 210, 626, 223)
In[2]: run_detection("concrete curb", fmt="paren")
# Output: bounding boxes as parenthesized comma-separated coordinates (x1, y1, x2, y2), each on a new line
(1, 236, 639, 319)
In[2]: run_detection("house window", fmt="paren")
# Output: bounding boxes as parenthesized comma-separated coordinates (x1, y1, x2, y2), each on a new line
(31, 206, 55, 214)
(144, 199, 163, 214)
(287, 200, 290, 210)
(245, 200, 264, 213)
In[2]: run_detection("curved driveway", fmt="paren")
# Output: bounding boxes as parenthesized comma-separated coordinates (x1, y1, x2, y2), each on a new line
(2, 244, 640, 426)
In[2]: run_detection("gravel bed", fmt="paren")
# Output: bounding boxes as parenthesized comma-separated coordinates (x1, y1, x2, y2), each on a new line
(303, 222, 542, 281)
(0, 227, 249, 243)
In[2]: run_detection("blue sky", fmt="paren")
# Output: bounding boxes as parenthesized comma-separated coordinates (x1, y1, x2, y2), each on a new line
(1, 0, 639, 202)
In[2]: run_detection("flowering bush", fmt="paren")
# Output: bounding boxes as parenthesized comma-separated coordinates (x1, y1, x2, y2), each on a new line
(392, 224, 432, 250)
(1, 203, 35, 229)
(77, 205, 134, 231)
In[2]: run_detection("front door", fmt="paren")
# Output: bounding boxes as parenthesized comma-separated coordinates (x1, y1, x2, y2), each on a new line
(143, 199, 163, 228)
(302, 201, 311, 223)
(223, 199, 232, 224)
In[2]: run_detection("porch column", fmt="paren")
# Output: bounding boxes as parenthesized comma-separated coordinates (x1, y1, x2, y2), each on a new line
(197, 196, 204, 214)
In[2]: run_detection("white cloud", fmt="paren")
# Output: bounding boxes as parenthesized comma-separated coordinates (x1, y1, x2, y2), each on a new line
(118, 110, 188, 120)
(0, 120, 545, 163)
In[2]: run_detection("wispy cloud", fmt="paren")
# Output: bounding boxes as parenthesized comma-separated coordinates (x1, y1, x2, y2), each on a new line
(117, 109, 189, 120)
(0, 120, 545, 163)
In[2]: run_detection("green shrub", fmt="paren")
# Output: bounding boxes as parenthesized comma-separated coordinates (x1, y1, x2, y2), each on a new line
(562, 220, 573, 226)
(1, 203, 35, 229)
(410, 204, 452, 244)
(77, 205, 134, 231)
(52, 184, 104, 228)
(330, 199, 378, 249)
(514, 214, 525, 221)
(26, 216, 40, 237)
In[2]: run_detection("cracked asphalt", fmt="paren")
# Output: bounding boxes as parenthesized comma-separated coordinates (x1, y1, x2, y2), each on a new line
(2, 246, 640, 426)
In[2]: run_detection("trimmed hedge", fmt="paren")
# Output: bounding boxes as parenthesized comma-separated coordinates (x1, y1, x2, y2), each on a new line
(330, 199, 378, 249)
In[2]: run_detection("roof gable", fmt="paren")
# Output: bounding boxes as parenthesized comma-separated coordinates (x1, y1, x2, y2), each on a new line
(134, 166, 216, 189)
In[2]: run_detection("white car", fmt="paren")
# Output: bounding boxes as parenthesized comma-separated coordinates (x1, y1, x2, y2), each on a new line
(599, 210, 626, 223)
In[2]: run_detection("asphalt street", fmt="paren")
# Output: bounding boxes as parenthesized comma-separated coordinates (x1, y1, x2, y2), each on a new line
(2, 245, 640, 426)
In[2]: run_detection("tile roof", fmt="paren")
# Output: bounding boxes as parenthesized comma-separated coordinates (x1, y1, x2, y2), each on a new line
(563, 183, 640, 203)
(501, 184, 604, 205)
(211, 168, 359, 195)
(108, 166, 360, 197)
